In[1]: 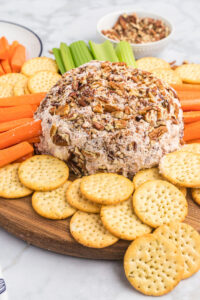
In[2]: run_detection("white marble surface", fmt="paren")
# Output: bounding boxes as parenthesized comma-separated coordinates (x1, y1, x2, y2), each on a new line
(0, 0, 200, 299)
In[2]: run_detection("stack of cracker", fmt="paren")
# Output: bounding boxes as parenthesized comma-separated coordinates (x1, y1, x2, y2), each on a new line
(0, 145, 200, 296)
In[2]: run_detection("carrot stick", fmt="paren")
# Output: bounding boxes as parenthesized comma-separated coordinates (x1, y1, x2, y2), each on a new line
(0, 37, 9, 60)
(0, 105, 35, 122)
(14, 152, 33, 163)
(0, 120, 41, 149)
(0, 142, 33, 167)
(180, 99, 200, 111)
(31, 104, 38, 112)
(172, 84, 200, 100)
(9, 41, 19, 62)
(183, 111, 200, 124)
(11, 44, 26, 73)
(26, 136, 40, 144)
(0, 118, 33, 132)
(172, 84, 200, 92)
(1, 59, 12, 73)
(0, 63, 5, 75)
(187, 139, 200, 144)
(184, 120, 200, 141)
(0, 93, 46, 107)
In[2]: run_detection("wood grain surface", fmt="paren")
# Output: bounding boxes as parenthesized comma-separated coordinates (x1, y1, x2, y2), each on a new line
(0, 191, 199, 260)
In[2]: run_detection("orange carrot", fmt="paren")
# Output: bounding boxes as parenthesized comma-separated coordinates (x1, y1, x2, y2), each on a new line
(183, 111, 200, 124)
(1, 59, 12, 73)
(0, 93, 46, 107)
(14, 152, 33, 163)
(31, 104, 38, 112)
(0, 105, 35, 122)
(172, 84, 200, 92)
(0, 118, 33, 132)
(0, 142, 33, 167)
(26, 136, 40, 144)
(184, 120, 200, 141)
(0, 37, 9, 60)
(0, 120, 41, 149)
(187, 139, 200, 144)
(10, 44, 26, 72)
(172, 84, 200, 100)
(0, 63, 5, 75)
(8, 41, 19, 62)
(180, 99, 200, 111)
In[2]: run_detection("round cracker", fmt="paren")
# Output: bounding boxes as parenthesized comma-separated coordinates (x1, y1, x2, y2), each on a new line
(191, 188, 200, 205)
(80, 173, 134, 205)
(133, 168, 187, 196)
(133, 180, 188, 228)
(18, 155, 69, 191)
(66, 178, 100, 213)
(136, 57, 171, 72)
(154, 222, 200, 279)
(124, 234, 183, 296)
(175, 64, 200, 84)
(28, 71, 61, 93)
(21, 57, 58, 77)
(179, 143, 200, 155)
(133, 168, 162, 189)
(13, 78, 28, 96)
(100, 197, 152, 240)
(159, 151, 200, 187)
(32, 181, 76, 219)
(0, 83, 13, 98)
(70, 211, 118, 248)
(151, 68, 182, 84)
(0, 163, 32, 198)
(0, 73, 27, 87)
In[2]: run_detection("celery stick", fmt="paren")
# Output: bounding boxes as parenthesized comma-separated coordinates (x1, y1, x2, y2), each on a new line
(115, 41, 137, 67)
(89, 40, 119, 62)
(70, 41, 93, 67)
(60, 42, 75, 71)
(52, 48, 66, 74)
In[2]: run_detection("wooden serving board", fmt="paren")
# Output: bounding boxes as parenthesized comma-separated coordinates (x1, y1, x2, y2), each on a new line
(0, 192, 199, 260)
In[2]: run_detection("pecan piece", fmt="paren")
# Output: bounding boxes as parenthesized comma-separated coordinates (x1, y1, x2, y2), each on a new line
(93, 103, 103, 113)
(104, 104, 121, 112)
(55, 104, 70, 116)
(92, 121, 104, 130)
(149, 126, 168, 140)
(114, 120, 127, 129)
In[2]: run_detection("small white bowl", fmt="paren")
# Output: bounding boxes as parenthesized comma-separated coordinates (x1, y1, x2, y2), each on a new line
(97, 10, 174, 59)
(0, 20, 43, 59)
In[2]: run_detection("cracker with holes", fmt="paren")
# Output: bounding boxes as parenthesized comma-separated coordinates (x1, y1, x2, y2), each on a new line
(133, 180, 188, 228)
(100, 197, 152, 240)
(21, 57, 58, 77)
(28, 71, 61, 93)
(159, 151, 200, 187)
(32, 181, 76, 219)
(0, 73, 27, 86)
(14, 78, 28, 96)
(18, 155, 69, 191)
(70, 211, 118, 248)
(136, 57, 171, 72)
(191, 188, 200, 205)
(179, 143, 200, 155)
(66, 178, 100, 213)
(0, 163, 32, 198)
(133, 167, 187, 196)
(175, 64, 200, 84)
(124, 234, 183, 296)
(154, 222, 200, 279)
(133, 168, 163, 189)
(80, 173, 134, 205)
(0, 84, 13, 98)
(152, 68, 182, 84)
